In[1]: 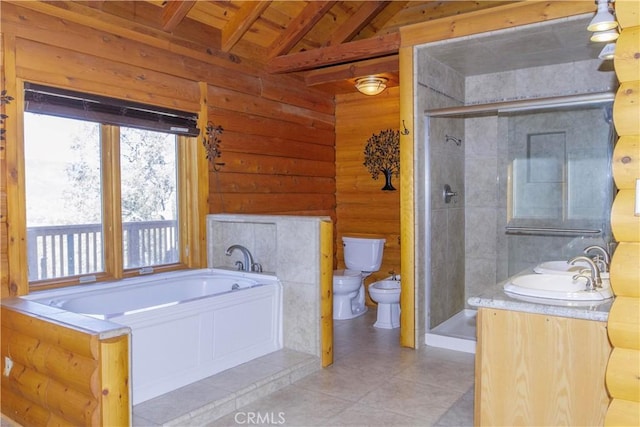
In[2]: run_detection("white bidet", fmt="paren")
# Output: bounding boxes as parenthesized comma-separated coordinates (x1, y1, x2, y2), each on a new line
(369, 279, 401, 329)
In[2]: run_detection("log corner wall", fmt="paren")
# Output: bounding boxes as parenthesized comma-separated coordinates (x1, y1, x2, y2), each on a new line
(1, 300, 130, 426)
(606, 1, 640, 425)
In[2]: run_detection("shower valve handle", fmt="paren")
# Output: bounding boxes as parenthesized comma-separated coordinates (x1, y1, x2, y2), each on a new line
(443, 184, 458, 204)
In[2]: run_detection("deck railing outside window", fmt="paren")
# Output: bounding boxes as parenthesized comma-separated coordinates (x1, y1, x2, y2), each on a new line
(27, 220, 178, 281)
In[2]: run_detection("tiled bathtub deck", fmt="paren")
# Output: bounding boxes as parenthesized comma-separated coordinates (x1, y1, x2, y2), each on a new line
(132, 349, 320, 426)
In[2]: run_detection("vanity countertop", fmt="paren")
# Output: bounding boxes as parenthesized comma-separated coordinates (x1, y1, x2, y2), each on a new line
(468, 271, 613, 322)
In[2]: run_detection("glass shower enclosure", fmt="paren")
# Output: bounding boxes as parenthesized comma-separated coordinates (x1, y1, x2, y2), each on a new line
(423, 93, 615, 352)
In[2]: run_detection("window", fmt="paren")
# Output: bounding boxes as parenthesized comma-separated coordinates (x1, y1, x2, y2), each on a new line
(25, 114, 104, 281)
(119, 127, 179, 270)
(22, 84, 200, 287)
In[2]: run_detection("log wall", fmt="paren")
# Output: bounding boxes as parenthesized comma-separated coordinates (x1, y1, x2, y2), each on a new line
(1, 301, 130, 426)
(335, 87, 401, 303)
(606, 1, 640, 425)
(0, 1, 336, 298)
(0, 2, 334, 424)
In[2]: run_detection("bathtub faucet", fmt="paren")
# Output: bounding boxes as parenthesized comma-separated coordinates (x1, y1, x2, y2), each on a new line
(225, 245, 254, 272)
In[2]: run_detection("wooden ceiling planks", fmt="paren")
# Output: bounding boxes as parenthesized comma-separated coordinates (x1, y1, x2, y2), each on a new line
(161, 0, 196, 31)
(146, 1, 522, 65)
(44, 1, 549, 93)
(221, 1, 271, 52)
(268, 1, 337, 58)
(326, 1, 391, 46)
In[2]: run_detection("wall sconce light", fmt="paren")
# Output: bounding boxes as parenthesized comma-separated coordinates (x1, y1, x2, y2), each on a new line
(598, 43, 616, 59)
(588, 0, 617, 32)
(355, 76, 388, 96)
(591, 28, 619, 42)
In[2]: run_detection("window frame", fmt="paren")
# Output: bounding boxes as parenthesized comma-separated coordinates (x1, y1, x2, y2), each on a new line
(13, 81, 205, 291)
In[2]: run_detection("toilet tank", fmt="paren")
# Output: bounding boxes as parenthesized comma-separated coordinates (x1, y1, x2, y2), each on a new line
(342, 236, 385, 272)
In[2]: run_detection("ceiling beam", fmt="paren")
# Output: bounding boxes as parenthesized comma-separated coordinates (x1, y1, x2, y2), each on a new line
(327, 1, 390, 46)
(268, 1, 337, 58)
(267, 32, 401, 74)
(304, 55, 399, 86)
(161, 0, 196, 32)
(221, 1, 270, 52)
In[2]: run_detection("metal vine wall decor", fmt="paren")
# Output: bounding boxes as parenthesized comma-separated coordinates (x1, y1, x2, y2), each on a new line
(0, 90, 14, 141)
(203, 121, 225, 171)
(363, 128, 400, 191)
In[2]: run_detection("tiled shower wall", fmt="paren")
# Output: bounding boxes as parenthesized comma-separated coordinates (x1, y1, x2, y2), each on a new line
(416, 54, 466, 331)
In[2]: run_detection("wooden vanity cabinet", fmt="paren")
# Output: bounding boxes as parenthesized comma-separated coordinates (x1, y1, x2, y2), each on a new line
(474, 307, 611, 426)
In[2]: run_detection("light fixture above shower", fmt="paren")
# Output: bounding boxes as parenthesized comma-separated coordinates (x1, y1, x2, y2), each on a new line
(591, 28, 619, 43)
(587, 0, 617, 32)
(598, 43, 616, 60)
(588, 0, 619, 58)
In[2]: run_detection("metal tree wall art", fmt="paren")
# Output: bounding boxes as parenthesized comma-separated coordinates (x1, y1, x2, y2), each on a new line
(203, 121, 225, 171)
(363, 128, 400, 191)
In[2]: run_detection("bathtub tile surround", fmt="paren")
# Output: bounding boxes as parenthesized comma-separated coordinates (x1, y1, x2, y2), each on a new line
(282, 283, 319, 355)
(207, 214, 330, 357)
(208, 221, 277, 272)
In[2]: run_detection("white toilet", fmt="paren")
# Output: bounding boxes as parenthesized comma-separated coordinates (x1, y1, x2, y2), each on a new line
(333, 236, 385, 320)
(369, 276, 401, 329)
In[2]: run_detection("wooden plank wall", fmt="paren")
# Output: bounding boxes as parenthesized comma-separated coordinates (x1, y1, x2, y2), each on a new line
(0, 1, 336, 298)
(1, 304, 130, 426)
(335, 87, 400, 304)
(206, 81, 336, 217)
(606, 1, 640, 425)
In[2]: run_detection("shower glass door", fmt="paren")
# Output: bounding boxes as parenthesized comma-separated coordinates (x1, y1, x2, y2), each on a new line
(500, 104, 615, 277)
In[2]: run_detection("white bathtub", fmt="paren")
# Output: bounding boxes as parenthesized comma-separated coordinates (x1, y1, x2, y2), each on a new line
(25, 268, 283, 405)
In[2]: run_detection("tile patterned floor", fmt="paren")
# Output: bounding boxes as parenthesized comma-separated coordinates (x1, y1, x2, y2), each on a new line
(135, 309, 476, 426)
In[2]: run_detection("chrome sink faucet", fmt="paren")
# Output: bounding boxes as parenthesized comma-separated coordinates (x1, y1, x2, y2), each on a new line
(225, 245, 254, 272)
(569, 255, 602, 290)
(584, 245, 611, 273)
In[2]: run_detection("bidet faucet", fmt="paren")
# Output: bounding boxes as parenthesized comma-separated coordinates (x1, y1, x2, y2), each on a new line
(225, 245, 254, 272)
(569, 255, 602, 290)
(584, 245, 611, 273)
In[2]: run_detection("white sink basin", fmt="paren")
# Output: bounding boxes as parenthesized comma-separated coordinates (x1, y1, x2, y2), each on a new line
(533, 260, 610, 279)
(533, 260, 589, 275)
(504, 274, 613, 301)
